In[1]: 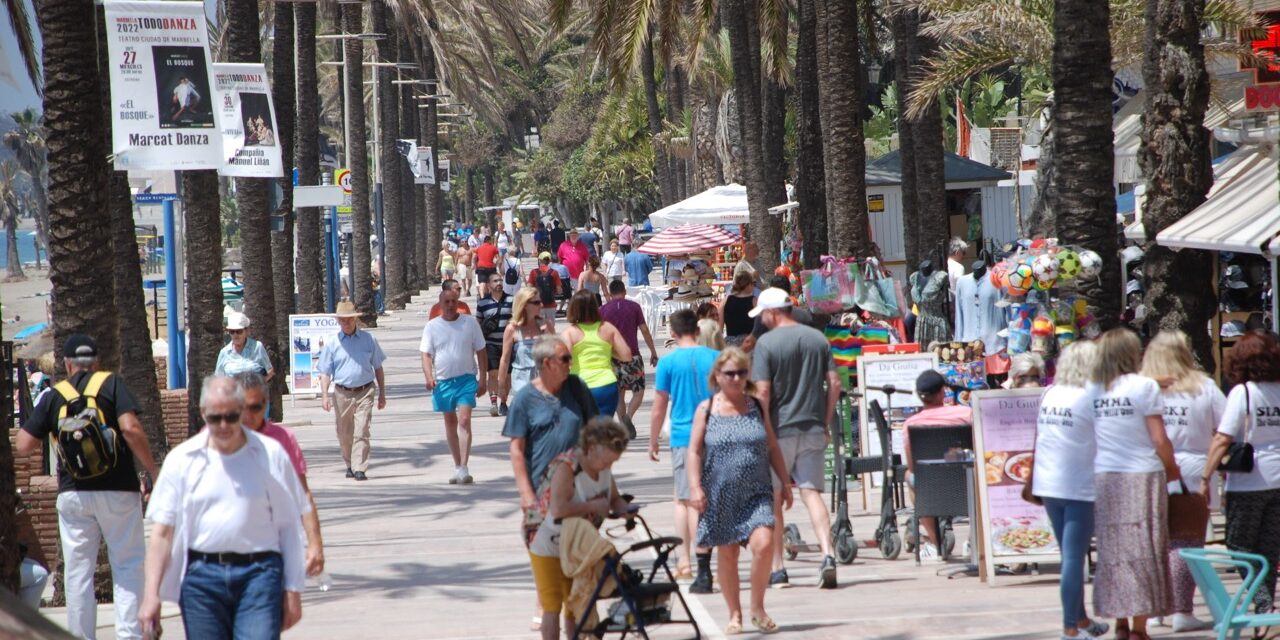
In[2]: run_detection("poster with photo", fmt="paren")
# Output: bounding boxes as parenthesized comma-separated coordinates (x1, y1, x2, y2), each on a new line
(438, 158, 451, 191)
(104, 1, 223, 170)
(971, 388, 1060, 583)
(213, 63, 284, 177)
(289, 314, 341, 394)
(418, 146, 436, 184)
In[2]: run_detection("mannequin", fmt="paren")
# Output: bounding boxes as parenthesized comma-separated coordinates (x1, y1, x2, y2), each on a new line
(910, 260, 951, 349)
(971, 260, 987, 282)
(955, 260, 1007, 353)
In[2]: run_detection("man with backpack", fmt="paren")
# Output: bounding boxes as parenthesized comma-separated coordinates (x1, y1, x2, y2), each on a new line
(16, 334, 160, 640)
(528, 252, 562, 332)
(477, 272, 515, 417)
(499, 247, 522, 297)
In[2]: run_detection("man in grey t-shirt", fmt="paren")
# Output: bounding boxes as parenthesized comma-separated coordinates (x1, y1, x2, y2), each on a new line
(750, 287, 841, 589)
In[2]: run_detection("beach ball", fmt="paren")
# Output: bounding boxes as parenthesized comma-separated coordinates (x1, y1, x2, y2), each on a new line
(1032, 254, 1060, 282)
(990, 261, 1010, 289)
(1006, 263, 1034, 296)
(1078, 250, 1103, 280)
(1057, 249, 1081, 280)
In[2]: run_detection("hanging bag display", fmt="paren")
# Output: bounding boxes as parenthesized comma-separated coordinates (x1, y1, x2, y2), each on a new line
(802, 256, 845, 314)
(853, 260, 899, 318)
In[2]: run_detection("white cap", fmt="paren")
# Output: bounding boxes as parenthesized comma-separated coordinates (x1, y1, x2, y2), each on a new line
(226, 311, 251, 330)
(749, 287, 792, 318)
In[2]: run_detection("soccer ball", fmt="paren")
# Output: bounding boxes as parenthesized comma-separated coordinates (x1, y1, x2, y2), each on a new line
(1057, 249, 1081, 280)
(1006, 263, 1035, 296)
(1078, 250, 1103, 280)
(1032, 254, 1060, 282)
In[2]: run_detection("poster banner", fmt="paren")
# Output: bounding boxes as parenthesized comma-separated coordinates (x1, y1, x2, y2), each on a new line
(971, 388, 1060, 581)
(103, 1, 222, 170)
(438, 158, 451, 192)
(418, 146, 435, 184)
(288, 314, 340, 394)
(213, 63, 283, 177)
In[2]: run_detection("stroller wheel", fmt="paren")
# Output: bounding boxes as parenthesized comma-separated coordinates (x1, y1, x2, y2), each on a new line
(879, 529, 902, 560)
(783, 524, 802, 561)
(835, 530, 858, 564)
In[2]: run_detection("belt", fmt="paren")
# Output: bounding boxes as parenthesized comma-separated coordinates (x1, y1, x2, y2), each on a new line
(188, 550, 280, 566)
(335, 382, 374, 392)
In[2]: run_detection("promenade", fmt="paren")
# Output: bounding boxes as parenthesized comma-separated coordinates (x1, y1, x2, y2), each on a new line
(43, 288, 1225, 639)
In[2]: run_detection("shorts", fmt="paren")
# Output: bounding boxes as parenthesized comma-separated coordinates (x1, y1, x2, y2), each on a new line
(485, 343, 503, 371)
(476, 267, 496, 282)
(528, 552, 574, 617)
(612, 356, 645, 392)
(456, 264, 470, 280)
(442, 267, 456, 279)
(671, 446, 691, 501)
(431, 374, 477, 413)
(771, 430, 828, 492)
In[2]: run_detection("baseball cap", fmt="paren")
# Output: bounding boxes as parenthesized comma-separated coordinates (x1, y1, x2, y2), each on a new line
(63, 335, 98, 360)
(749, 287, 792, 318)
(226, 311, 251, 330)
(915, 370, 958, 395)
(539, 251, 552, 261)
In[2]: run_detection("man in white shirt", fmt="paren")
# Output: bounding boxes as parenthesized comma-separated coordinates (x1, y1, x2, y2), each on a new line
(139, 375, 309, 640)
(946, 237, 968, 297)
(420, 286, 489, 484)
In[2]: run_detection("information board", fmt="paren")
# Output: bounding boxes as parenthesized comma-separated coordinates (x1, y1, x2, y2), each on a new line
(288, 314, 339, 394)
(970, 388, 1060, 583)
(856, 352, 937, 497)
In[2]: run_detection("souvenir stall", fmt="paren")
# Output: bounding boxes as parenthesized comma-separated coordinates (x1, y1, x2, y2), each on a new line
(637, 223, 742, 318)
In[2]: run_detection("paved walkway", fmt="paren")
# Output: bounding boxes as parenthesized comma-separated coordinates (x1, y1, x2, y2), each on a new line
(45, 286, 1225, 639)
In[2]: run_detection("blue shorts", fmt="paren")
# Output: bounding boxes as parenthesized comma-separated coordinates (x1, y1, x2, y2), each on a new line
(432, 374, 478, 413)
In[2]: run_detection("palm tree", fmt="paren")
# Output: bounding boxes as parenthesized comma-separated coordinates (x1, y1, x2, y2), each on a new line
(373, 0, 406, 310)
(270, 1, 298, 402)
(1138, 0, 1214, 365)
(816, 0, 869, 259)
(794, 0, 826, 268)
(182, 171, 226, 432)
(38, 0, 120, 371)
(0, 160, 23, 279)
(3, 109, 47, 267)
(294, 2, 325, 313)
(418, 37, 444, 284)
(1052, 0, 1119, 329)
(892, 10, 922, 269)
(343, 3, 375, 322)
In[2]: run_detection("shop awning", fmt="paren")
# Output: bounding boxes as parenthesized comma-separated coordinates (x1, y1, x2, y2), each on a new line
(1156, 145, 1280, 255)
(638, 223, 740, 255)
(648, 184, 749, 229)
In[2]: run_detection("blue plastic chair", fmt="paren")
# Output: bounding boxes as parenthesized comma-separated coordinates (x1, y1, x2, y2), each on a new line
(1179, 548, 1280, 639)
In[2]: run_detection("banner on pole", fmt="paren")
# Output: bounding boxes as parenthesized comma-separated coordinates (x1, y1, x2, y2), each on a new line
(214, 63, 284, 177)
(417, 146, 435, 184)
(438, 158, 451, 192)
(103, 1, 222, 170)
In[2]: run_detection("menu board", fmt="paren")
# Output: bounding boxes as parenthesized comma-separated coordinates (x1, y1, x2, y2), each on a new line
(856, 352, 937, 500)
(971, 388, 1060, 582)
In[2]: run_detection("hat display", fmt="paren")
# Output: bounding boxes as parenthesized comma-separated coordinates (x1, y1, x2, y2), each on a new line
(1221, 320, 1247, 338)
(749, 287, 792, 318)
(225, 311, 251, 330)
(63, 334, 98, 359)
(334, 301, 362, 318)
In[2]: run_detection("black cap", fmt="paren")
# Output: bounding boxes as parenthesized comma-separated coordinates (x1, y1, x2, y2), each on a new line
(915, 370, 954, 395)
(63, 334, 98, 359)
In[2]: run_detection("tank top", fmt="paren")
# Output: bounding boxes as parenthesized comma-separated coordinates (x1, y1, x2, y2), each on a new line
(529, 461, 612, 557)
(723, 294, 755, 337)
(509, 335, 538, 397)
(440, 252, 455, 271)
(571, 322, 617, 388)
(584, 276, 602, 295)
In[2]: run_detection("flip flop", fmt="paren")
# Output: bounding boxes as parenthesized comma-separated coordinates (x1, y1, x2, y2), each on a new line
(752, 615, 779, 634)
(530, 616, 542, 631)
(673, 567, 694, 581)
(724, 620, 743, 635)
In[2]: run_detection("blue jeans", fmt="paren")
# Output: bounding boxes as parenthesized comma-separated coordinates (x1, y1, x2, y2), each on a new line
(180, 553, 284, 640)
(1043, 497, 1095, 629)
(589, 383, 619, 417)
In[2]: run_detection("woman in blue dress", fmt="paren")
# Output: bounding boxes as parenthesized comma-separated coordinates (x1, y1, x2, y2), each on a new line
(688, 347, 793, 634)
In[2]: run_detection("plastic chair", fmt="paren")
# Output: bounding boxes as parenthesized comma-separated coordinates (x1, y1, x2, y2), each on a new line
(1179, 548, 1280, 639)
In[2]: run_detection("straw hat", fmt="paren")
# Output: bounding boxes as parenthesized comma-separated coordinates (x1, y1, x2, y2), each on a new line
(334, 301, 361, 318)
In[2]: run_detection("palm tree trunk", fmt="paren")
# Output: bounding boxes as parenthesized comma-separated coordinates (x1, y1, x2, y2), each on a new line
(641, 38, 676, 207)
(294, 3, 324, 313)
(1139, 0, 1213, 364)
(1053, 0, 1120, 329)
(373, 1, 405, 309)
(182, 171, 224, 432)
(724, 0, 782, 268)
(816, 0, 869, 259)
(271, 2, 297, 398)
(343, 3, 375, 323)
(4, 204, 21, 279)
(226, 0, 282, 416)
(893, 10, 921, 269)
(398, 62, 423, 291)
(420, 39, 443, 285)
(796, 0, 828, 268)
(1027, 116, 1058, 237)
(691, 94, 722, 190)
(911, 26, 948, 268)
(39, 0, 119, 371)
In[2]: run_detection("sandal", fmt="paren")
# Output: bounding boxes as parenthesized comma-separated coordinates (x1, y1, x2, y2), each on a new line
(752, 615, 779, 634)
(530, 616, 542, 632)
(673, 566, 694, 581)
(724, 619, 743, 635)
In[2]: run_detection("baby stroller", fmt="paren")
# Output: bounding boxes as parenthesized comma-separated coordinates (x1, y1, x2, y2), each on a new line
(572, 500, 701, 639)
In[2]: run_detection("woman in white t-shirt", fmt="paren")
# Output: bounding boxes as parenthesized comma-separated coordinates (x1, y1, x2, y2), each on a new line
(528, 418, 630, 640)
(1204, 332, 1280, 616)
(1027, 341, 1110, 640)
(1089, 329, 1181, 640)
(1141, 330, 1224, 632)
(601, 239, 627, 283)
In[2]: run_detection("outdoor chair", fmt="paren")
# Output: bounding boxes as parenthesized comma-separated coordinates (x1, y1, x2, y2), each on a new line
(907, 424, 973, 565)
(1180, 548, 1280, 639)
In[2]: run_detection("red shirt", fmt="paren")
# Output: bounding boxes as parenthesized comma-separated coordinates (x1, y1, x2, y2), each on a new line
(474, 244, 499, 269)
(557, 240, 588, 278)
(527, 265, 562, 291)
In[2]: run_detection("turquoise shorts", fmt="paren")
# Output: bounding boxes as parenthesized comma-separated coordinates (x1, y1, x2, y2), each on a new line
(432, 374, 478, 413)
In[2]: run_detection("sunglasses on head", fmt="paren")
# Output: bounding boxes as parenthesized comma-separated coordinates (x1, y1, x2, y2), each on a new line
(719, 369, 749, 379)
(205, 411, 242, 424)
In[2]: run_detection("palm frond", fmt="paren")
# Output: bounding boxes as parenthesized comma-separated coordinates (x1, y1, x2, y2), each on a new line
(684, 0, 719, 74)
(758, 0, 790, 85)
(607, 0, 656, 89)
(3, 0, 40, 95)
(906, 38, 1022, 118)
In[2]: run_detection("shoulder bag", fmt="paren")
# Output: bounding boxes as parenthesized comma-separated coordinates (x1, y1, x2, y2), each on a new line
(1219, 382, 1256, 473)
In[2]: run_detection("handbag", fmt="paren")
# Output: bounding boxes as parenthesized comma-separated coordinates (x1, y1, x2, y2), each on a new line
(853, 261, 899, 318)
(1219, 383, 1256, 473)
(802, 257, 845, 314)
(1167, 480, 1210, 541)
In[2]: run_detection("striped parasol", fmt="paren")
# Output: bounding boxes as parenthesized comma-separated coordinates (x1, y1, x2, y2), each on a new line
(638, 223, 740, 255)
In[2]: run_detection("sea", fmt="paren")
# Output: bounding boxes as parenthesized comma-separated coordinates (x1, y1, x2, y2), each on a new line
(0, 231, 42, 268)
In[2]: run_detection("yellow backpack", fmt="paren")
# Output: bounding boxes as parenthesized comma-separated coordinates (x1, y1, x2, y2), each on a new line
(52, 372, 119, 480)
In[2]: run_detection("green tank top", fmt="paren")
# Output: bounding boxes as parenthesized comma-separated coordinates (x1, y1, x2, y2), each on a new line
(571, 322, 617, 388)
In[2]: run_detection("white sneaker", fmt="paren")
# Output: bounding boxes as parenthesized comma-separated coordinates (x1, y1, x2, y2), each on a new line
(449, 467, 463, 485)
(919, 544, 941, 563)
(1171, 613, 1211, 632)
(460, 465, 474, 484)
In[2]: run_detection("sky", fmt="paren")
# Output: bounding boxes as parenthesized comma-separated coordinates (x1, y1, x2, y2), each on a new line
(0, 0, 41, 115)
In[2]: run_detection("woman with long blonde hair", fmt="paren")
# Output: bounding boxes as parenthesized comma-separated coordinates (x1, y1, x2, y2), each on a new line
(696, 318, 725, 351)
(1090, 329, 1181, 640)
(499, 288, 552, 403)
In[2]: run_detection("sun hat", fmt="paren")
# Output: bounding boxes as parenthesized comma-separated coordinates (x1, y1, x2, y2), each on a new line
(749, 287, 793, 318)
(225, 311, 251, 330)
(334, 301, 362, 318)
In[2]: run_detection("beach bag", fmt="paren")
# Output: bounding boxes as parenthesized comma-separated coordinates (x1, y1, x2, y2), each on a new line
(852, 261, 899, 318)
(1219, 383, 1256, 473)
(801, 257, 844, 313)
(1168, 481, 1210, 542)
(52, 372, 120, 480)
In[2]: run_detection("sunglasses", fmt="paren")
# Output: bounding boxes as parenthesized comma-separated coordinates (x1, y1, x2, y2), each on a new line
(244, 403, 265, 412)
(204, 412, 242, 424)
(552, 354, 573, 364)
(227, 329, 245, 335)
(719, 369, 749, 379)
